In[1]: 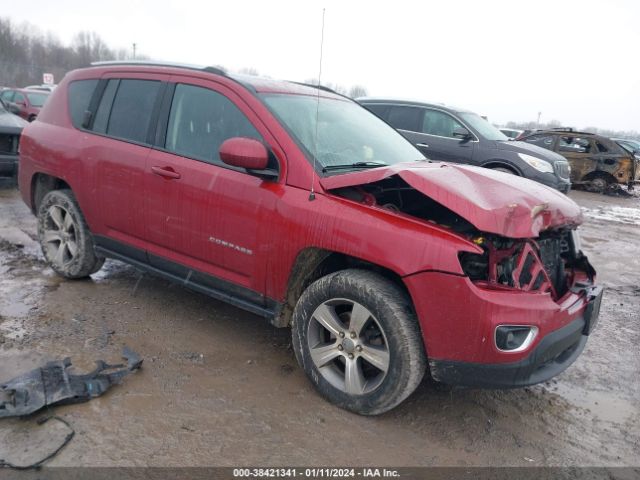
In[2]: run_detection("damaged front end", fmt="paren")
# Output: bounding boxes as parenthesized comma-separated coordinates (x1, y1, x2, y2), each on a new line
(459, 229, 595, 301)
(321, 162, 596, 301)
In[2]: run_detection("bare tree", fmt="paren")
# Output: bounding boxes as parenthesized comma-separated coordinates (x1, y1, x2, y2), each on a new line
(348, 85, 367, 99)
(0, 16, 148, 87)
(238, 67, 259, 76)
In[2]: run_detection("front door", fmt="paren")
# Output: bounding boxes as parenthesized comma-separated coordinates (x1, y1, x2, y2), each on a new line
(144, 79, 282, 297)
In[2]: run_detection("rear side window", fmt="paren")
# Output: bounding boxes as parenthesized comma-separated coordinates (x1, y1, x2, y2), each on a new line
(68, 79, 99, 128)
(164, 83, 262, 165)
(106, 79, 161, 144)
(386, 106, 422, 132)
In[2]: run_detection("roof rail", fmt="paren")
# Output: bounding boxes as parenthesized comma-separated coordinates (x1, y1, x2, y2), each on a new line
(290, 81, 343, 96)
(90, 60, 226, 76)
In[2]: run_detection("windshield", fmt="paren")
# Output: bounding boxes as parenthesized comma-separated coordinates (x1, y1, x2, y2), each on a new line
(459, 112, 508, 141)
(26, 92, 49, 107)
(620, 140, 640, 152)
(261, 94, 425, 171)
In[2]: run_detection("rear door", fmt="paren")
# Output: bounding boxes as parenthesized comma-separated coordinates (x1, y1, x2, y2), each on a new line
(144, 77, 283, 300)
(555, 135, 594, 184)
(390, 106, 475, 163)
(88, 74, 168, 257)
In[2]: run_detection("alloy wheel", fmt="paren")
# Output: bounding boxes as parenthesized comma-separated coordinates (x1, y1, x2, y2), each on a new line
(307, 298, 390, 395)
(42, 205, 79, 268)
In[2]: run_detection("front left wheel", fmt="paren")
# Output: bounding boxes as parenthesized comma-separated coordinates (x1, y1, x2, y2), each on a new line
(292, 269, 426, 415)
(37, 189, 104, 279)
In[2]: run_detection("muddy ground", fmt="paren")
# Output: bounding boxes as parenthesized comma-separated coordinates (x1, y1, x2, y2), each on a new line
(0, 180, 638, 468)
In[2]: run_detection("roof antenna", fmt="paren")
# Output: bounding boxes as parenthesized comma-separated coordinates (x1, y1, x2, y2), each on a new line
(309, 7, 326, 202)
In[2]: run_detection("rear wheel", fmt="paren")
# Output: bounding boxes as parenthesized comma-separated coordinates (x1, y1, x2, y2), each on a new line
(37, 189, 104, 278)
(584, 173, 614, 193)
(292, 269, 426, 415)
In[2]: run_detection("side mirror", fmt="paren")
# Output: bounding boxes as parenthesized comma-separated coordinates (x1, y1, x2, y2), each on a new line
(453, 127, 472, 141)
(219, 137, 278, 180)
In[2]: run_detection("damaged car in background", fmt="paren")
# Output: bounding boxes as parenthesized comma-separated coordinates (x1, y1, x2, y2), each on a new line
(17, 62, 602, 415)
(520, 129, 640, 192)
(0, 98, 27, 178)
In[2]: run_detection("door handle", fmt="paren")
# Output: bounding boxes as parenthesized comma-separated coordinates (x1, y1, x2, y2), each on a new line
(417, 143, 429, 148)
(151, 166, 181, 179)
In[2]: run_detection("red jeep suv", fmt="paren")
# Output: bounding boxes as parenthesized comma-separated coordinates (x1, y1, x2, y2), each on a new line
(18, 62, 602, 415)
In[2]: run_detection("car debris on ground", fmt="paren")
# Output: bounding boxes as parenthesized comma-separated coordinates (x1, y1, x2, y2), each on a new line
(0, 346, 142, 418)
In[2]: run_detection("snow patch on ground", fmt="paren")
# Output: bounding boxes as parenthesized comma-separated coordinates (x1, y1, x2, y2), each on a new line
(582, 205, 640, 225)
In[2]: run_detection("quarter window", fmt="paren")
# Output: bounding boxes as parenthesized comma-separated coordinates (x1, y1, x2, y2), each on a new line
(421, 109, 464, 138)
(68, 79, 99, 129)
(106, 79, 161, 144)
(364, 104, 390, 120)
(92, 80, 119, 134)
(165, 84, 262, 165)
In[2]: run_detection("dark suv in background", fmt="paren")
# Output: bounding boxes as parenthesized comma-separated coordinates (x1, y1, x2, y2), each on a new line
(359, 98, 572, 193)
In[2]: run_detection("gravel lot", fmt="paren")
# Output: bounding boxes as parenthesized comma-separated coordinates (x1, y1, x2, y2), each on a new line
(0, 181, 638, 468)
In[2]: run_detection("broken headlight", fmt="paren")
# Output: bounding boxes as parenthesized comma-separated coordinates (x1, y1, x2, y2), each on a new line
(570, 229, 582, 255)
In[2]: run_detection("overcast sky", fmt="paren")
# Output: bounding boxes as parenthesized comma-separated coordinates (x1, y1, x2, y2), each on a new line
(6, 0, 640, 131)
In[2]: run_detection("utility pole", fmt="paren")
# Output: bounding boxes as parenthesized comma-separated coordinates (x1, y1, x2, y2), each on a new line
(537, 111, 542, 128)
(132, 43, 137, 60)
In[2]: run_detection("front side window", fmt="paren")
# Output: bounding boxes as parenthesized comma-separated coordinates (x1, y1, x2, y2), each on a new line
(458, 112, 507, 141)
(14, 93, 25, 104)
(421, 109, 464, 138)
(261, 94, 425, 171)
(165, 84, 262, 164)
(106, 79, 161, 144)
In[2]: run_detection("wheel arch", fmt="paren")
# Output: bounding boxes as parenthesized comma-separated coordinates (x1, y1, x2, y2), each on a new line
(581, 170, 618, 185)
(30, 173, 71, 214)
(273, 247, 412, 328)
(481, 160, 522, 175)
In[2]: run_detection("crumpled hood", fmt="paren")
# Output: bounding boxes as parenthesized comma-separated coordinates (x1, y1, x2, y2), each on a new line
(320, 162, 582, 238)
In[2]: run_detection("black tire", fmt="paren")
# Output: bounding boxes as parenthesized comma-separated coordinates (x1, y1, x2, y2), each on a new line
(37, 189, 105, 279)
(292, 269, 426, 415)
